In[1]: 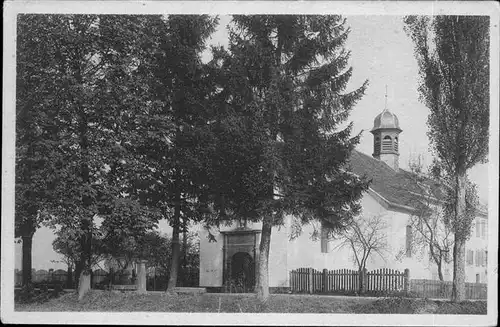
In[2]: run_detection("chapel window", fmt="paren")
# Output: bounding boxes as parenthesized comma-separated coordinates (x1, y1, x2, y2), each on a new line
(320, 223, 329, 253)
(466, 250, 474, 266)
(406, 225, 412, 257)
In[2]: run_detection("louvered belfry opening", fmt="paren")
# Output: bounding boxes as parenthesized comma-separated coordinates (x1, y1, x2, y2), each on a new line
(382, 135, 392, 151)
(374, 136, 381, 156)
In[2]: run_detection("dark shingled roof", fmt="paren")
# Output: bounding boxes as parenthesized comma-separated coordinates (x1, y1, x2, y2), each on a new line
(348, 150, 487, 217)
(348, 150, 439, 209)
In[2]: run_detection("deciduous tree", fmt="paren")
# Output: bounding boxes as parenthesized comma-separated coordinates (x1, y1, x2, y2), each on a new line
(16, 14, 73, 287)
(404, 15, 489, 301)
(334, 214, 389, 293)
(16, 14, 164, 299)
(390, 156, 454, 284)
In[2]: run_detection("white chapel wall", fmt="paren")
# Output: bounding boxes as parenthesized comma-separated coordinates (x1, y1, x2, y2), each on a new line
(198, 219, 289, 288)
(198, 226, 224, 287)
(285, 193, 436, 279)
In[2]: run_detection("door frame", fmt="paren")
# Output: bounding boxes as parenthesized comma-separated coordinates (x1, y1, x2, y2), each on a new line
(221, 230, 260, 292)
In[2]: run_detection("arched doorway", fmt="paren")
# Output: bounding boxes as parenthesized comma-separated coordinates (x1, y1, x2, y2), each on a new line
(230, 252, 255, 292)
(222, 231, 259, 293)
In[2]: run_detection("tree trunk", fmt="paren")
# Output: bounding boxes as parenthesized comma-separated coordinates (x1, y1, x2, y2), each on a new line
(437, 261, 444, 282)
(108, 267, 115, 289)
(167, 223, 181, 291)
(256, 215, 273, 303)
(74, 260, 85, 288)
(78, 217, 93, 300)
(167, 191, 181, 292)
(436, 260, 446, 297)
(21, 234, 34, 287)
(78, 269, 91, 300)
(451, 171, 467, 302)
(182, 220, 188, 286)
(359, 267, 367, 294)
(67, 265, 73, 289)
(452, 238, 466, 301)
(76, 107, 93, 299)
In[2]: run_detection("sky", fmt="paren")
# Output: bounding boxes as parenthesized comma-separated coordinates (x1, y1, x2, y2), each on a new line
(16, 14, 490, 270)
(205, 15, 489, 203)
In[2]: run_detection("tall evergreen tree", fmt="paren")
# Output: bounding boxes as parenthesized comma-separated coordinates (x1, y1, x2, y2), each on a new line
(129, 15, 218, 291)
(211, 15, 370, 301)
(404, 15, 489, 301)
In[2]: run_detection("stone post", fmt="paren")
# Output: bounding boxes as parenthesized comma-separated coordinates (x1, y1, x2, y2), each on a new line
(322, 269, 328, 293)
(404, 268, 410, 295)
(136, 260, 148, 293)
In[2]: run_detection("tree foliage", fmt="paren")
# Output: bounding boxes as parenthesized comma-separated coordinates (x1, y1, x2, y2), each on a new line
(404, 15, 489, 301)
(404, 15, 489, 174)
(16, 14, 78, 286)
(439, 169, 480, 241)
(16, 14, 166, 297)
(17, 14, 371, 301)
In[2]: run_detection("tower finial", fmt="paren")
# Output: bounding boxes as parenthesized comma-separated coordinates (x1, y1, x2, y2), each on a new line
(384, 85, 388, 110)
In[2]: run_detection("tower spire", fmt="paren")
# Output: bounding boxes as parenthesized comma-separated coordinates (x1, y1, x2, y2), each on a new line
(384, 85, 388, 111)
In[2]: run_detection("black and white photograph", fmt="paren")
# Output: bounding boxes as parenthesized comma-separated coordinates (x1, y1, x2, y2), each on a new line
(2, 1, 498, 325)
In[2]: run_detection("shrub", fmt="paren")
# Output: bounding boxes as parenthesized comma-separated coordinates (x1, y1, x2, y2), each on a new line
(15, 283, 67, 305)
(15, 285, 35, 304)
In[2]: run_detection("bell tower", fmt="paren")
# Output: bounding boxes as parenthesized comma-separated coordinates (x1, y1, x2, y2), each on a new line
(370, 87, 402, 171)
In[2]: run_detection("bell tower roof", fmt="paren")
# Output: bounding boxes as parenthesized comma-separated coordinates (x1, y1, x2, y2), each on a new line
(370, 108, 402, 133)
(371, 85, 402, 133)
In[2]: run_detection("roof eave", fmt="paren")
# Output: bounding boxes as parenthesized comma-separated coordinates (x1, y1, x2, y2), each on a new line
(370, 127, 403, 134)
(367, 188, 417, 215)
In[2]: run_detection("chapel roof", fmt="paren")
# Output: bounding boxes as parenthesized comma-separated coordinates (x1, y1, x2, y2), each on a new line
(348, 150, 487, 217)
(348, 150, 443, 210)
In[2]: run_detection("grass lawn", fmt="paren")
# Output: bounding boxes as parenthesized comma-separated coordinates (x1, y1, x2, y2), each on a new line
(15, 291, 487, 314)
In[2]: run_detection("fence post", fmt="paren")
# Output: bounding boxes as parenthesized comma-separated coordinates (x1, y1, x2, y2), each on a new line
(322, 269, 328, 293)
(404, 268, 410, 295)
(308, 268, 313, 294)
